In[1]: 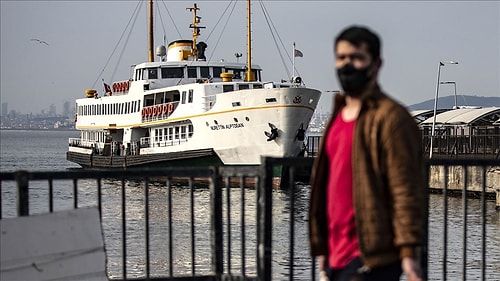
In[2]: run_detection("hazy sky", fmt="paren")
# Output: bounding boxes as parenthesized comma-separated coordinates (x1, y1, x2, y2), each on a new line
(1, 1, 499, 115)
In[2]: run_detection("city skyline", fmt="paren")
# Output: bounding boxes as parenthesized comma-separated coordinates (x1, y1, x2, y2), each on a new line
(1, 101, 73, 117)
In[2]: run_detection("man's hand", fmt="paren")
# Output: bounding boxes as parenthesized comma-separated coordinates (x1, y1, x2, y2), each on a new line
(402, 257, 424, 281)
(318, 255, 329, 281)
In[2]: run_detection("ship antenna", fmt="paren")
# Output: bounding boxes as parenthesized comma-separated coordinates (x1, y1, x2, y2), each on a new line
(187, 3, 205, 59)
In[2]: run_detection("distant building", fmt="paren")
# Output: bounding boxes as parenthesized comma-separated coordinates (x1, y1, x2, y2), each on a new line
(1, 102, 7, 117)
(49, 104, 56, 117)
(63, 101, 71, 118)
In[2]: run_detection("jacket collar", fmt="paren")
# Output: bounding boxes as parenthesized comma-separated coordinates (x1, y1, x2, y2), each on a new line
(333, 83, 385, 114)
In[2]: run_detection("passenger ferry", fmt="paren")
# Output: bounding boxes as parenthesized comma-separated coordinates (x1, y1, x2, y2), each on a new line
(67, 1, 321, 168)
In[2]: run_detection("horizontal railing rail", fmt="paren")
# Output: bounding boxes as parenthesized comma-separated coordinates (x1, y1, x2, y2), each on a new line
(1, 157, 499, 281)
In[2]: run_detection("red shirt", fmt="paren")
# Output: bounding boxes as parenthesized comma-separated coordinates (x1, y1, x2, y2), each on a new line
(324, 113, 359, 269)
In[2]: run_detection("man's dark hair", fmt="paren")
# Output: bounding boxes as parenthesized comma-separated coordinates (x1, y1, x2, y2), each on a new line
(335, 25, 381, 60)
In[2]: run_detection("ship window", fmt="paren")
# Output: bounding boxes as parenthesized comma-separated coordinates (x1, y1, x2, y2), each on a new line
(181, 91, 187, 104)
(232, 102, 241, 107)
(213, 67, 222, 78)
(252, 69, 260, 81)
(223, 85, 234, 92)
(161, 67, 184, 78)
(266, 98, 277, 103)
(147, 68, 158, 79)
(200, 67, 210, 78)
(187, 67, 197, 78)
(168, 127, 173, 141)
(239, 84, 249, 90)
(181, 126, 186, 139)
(254, 84, 263, 89)
(188, 125, 194, 137)
(175, 127, 180, 139)
(188, 89, 193, 103)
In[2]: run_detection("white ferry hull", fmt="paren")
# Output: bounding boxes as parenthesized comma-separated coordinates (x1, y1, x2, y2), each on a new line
(68, 86, 320, 167)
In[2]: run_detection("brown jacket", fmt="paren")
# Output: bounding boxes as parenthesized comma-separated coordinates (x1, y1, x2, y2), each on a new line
(308, 84, 426, 269)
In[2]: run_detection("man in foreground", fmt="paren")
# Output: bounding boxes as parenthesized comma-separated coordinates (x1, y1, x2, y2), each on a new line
(309, 25, 426, 281)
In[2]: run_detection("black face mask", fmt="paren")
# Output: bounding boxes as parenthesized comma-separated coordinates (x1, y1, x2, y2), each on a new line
(336, 63, 373, 97)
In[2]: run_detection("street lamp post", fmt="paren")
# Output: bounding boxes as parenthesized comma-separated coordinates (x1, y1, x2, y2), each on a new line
(441, 81, 457, 109)
(430, 61, 458, 158)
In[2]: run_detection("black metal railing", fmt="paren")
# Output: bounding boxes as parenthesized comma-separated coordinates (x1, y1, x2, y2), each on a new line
(1, 157, 499, 281)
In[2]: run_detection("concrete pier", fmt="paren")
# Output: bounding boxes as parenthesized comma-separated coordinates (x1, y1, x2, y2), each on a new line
(428, 165, 500, 208)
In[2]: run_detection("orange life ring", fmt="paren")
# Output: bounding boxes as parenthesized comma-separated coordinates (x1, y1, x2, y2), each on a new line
(112, 83, 117, 92)
(121, 82, 126, 91)
(162, 104, 168, 114)
(153, 106, 158, 116)
(125, 81, 130, 91)
(146, 107, 151, 116)
(141, 108, 146, 117)
(167, 103, 174, 114)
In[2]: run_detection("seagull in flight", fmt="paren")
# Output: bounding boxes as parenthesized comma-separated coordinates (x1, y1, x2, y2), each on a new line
(30, 38, 49, 45)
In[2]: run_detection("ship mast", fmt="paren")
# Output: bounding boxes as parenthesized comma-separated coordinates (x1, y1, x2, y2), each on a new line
(148, 0, 154, 62)
(245, 0, 255, 81)
(187, 3, 204, 58)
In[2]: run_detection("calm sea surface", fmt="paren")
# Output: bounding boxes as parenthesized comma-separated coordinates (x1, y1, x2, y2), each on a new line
(0, 129, 499, 280)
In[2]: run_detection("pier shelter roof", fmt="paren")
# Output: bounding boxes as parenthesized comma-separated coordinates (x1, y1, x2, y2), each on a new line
(411, 109, 450, 124)
(420, 107, 500, 126)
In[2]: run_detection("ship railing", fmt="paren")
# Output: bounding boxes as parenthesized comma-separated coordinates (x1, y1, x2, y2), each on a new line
(68, 138, 96, 149)
(139, 137, 188, 148)
(1, 158, 499, 281)
(68, 137, 81, 147)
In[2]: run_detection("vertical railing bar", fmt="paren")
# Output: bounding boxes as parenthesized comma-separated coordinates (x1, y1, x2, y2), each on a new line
(97, 178, 102, 219)
(240, 176, 246, 278)
(225, 176, 232, 275)
(311, 258, 316, 281)
(73, 178, 78, 209)
(462, 165, 468, 281)
(480, 165, 487, 281)
(256, 173, 262, 278)
(16, 170, 29, 217)
(48, 179, 54, 213)
(288, 166, 295, 281)
(167, 178, 173, 277)
(145, 177, 151, 280)
(0, 180, 2, 219)
(422, 163, 429, 281)
(443, 165, 449, 281)
(211, 167, 223, 278)
(258, 157, 273, 281)
(121, 177, 127, 280)
(190, 177, 195, 276)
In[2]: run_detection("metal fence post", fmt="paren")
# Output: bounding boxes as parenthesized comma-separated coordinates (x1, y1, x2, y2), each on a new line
(15, 170, 29, 217)
(211, 167, 223, 278)
(257, 157, 273, 281)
